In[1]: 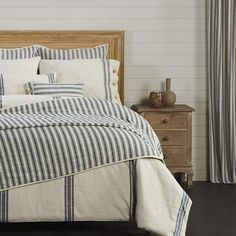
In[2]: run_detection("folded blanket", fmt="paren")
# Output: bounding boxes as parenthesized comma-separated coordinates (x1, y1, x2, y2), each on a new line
(0, 97, 163, 191)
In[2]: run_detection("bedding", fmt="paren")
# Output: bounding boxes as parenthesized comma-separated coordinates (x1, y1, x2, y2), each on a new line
(36, 44, 108, 59)
(0, 57, 40, 75)
(39, 59, 120, 103)
(0, 97, 162, 190)
(0, 73, 56, 95)
(0, 95, 54, 109)
(27, 82, 83, 97)
(0, 45, 37, 59)
(0, 159, 191, 236)
(0, 97, 191, 236)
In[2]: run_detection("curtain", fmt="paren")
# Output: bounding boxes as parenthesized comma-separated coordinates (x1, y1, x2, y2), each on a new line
(208, 0, 236, 183)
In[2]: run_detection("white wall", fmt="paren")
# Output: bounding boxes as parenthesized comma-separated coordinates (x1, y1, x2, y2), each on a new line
(0, 0, 208, 180)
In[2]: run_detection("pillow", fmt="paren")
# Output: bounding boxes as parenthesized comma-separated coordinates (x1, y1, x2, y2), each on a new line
(0, 95, 54, 109)
(39, 59, 121, 103)
(0, 73, 56, 95)
(0, 45, 38, 59)
(36, 44, 108, 59)
(27, 82, 84, 97)
(0, 57, 40, 75)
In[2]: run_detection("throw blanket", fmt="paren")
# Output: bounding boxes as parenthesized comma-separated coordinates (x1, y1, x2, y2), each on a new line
(0, 97, 163, 191)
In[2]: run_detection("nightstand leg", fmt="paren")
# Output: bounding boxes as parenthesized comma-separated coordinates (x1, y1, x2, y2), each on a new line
(180, 173, 186, 182)
(187, 173, 193, 187)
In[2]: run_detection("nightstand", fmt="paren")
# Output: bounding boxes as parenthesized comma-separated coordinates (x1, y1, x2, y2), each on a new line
(131, 104, 195, 186)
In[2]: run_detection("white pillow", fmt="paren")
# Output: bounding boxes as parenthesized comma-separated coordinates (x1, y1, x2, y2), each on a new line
(39, 59, 121, 103)
(0, 95, 54, 109)
(0, 73, 56, 95)
(0, 57, 40, 75)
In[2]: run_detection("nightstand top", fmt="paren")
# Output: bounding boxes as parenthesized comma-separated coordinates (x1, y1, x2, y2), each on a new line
(131, 104, 195, 113)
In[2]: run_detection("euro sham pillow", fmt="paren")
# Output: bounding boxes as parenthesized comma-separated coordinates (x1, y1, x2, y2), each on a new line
(0, 73, 56, 95)
(39, 59, 120, 103)
(27, 82, 84, 97)
(36, 44, 108, 59)
(0, 45, 38, 59)
(0, 57, 40, 75)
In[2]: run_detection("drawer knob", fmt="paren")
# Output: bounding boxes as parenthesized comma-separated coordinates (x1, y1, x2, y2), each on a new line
(163, 153, 169, 159)
(163, 119, 168, 124)
(163, 136, 169, 142)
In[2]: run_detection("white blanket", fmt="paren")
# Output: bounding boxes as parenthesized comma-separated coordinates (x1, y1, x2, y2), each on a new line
(1, 159, 191, 236)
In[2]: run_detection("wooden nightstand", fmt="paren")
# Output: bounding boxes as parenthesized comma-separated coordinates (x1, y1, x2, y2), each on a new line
(131, 104, 195, 186)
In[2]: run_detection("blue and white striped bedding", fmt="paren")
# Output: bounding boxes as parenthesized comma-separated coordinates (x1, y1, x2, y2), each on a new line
(0, 44, 107, 60)
(0, 97, 191, 236)
(0, 97, 162, 190)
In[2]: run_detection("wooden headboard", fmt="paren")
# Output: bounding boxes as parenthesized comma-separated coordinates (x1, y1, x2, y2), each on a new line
(0, 30, 125, 103)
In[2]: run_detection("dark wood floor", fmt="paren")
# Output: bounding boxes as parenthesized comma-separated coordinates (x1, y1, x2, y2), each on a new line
(186, 181, 236, 236)
(1, 181, 236, 236)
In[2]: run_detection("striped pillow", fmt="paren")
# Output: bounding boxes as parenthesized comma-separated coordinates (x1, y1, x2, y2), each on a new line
(27, 82, 84, 97)
(36, 44, 108, 59)
(0, 73, 56, 95)
(0, 45, 38, 59)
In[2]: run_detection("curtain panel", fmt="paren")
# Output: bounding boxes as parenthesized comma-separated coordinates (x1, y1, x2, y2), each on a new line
(208, 0, 236, 183)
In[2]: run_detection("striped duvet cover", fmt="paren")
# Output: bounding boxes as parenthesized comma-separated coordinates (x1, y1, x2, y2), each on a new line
(0, 97, 191, 236)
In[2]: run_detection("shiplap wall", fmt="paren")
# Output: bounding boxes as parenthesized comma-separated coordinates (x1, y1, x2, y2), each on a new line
(0, 0, 208, 180)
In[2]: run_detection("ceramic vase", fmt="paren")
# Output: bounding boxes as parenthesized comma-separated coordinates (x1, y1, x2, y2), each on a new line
(163, 78, 176, 107)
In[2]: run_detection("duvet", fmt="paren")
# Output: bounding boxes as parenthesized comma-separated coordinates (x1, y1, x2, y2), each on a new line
(0, 96, 191, 236)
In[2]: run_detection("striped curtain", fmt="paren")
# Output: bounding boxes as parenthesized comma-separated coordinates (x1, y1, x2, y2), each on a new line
(208, 0, 236, 183)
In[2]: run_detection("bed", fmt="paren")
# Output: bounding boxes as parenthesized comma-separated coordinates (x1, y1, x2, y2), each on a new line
(0, 31, 191, 236)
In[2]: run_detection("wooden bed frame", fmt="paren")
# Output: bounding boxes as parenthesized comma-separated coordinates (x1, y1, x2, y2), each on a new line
(0, 30, 125, 103)
(0, 30, 149, 236)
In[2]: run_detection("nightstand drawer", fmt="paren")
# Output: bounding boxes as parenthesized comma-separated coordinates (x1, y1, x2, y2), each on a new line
(143, 112, 187, 129)
(155, 130, 187, 146)
(162, 147, 187, 165)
